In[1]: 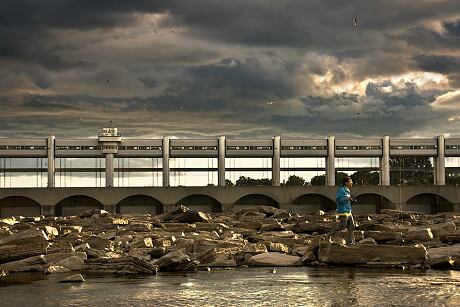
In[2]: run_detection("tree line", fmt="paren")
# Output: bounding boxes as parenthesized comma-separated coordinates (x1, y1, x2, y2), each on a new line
(223, 157, 458, 186)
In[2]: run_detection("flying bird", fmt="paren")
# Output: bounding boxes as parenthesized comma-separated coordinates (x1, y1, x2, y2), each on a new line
(353, 17, 358, 26)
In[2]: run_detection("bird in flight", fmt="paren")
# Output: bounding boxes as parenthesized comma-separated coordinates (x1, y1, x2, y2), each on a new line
(353, 18, 358, 26)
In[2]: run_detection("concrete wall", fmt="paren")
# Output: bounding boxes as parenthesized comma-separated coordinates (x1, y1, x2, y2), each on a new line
(0, 185, 459, 217)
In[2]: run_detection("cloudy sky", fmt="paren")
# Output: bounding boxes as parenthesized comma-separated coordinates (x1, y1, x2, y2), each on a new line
(2, 0, 460, 139)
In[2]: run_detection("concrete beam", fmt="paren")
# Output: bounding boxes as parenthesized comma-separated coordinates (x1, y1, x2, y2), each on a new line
(326, 136, 335, 186)
(435, 135, 445, 186)
(379, 135, 390, 186)
(272, 136, 281, 186)
(47, 135, 55, 188)
(218, 136, 226, 187)
(105, 153, 114, 187)
(163, 137, 170, 187)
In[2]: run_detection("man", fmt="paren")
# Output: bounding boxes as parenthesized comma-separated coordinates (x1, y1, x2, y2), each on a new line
(326, 176, 355, 245)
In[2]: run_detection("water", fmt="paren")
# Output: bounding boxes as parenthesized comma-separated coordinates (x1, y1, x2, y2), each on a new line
(1, 267, 459, 306)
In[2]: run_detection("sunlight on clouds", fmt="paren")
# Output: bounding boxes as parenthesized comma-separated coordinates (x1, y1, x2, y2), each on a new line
(432, 90, 460, 110)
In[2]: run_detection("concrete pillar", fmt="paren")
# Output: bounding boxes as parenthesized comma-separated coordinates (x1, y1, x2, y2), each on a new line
(272, 136, 281, 186)
(218, 136, 226, 186)
(47, 135, 55, 188)
(163, 204, 175, 214)
(104, 153, 114, 187)
(41, 205, 55, 217)
(435, 135, 446, 186)
(162, 136, 170, 187)
(379, 135, 390, 186)
(453, 203, 460, 212)
(222, 203, 233, 213)
(326, 136, 335, 186)
(279, 203, 292, 212)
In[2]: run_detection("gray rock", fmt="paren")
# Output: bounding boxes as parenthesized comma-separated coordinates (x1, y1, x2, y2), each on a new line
(357, 238, 377, 245)
(45, 265, 71, 274)
(0, 255, 46, 272)
(83, 257, 158, 274)
(425, 244, 460, 268)
(247, 252, 302, 266)
(59, 274, 85, 283)
(406, 228, 433, 242)
(154, 250, 198, 271)
(0, 228, 48, 246)
(0, 242, 49, 264)
(318, 241, 427, 265)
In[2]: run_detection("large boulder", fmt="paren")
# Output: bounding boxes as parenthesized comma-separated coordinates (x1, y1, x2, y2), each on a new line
(44, 252, 87, 264)
(56, 256, 85, 271)
(247, 252, 302, 266)
(364, 231, 403, 242)
(235, 206, 282, 218)
(0, 228, 48, 246)
(192, 238, 244, 254)
(430, 222, 456, 238)
(440, 230, 460, 243)
(406, 228, 433, 242)
(59, 274, 85, 283)
(0, 255, 47, 272)
(318, 241, 427, 265)
(164, 205, 211, 223)
(0, 228, 49, 264)
(83, 257, 158, 274)
(154, 250, 198, 271)
(425, 244, 460, 268)
(83, 236, 114, 251)
(292, 220, 330, 234)
(78, 209, 108, 218)
(196, 248, 238, 267)
(45, 265, 71, 274)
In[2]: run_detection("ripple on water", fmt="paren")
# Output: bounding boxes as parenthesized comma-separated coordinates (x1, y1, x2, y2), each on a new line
(0, 267, 459, 306)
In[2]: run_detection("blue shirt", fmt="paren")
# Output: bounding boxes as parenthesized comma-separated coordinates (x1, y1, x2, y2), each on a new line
(336, 186, 352, 213)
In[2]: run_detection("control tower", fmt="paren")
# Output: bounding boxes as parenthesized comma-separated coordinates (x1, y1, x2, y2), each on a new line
(98, 122, 121, 187)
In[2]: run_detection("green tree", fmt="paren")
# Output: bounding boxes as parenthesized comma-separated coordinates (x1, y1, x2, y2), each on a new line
(389, 157, 433, 185)
(310, 174, 325, 186)
(350, 170, 379, 185)
(225, 179, 234, 187)
(235, 176, 272, 186)
(285, 175, 306, 186)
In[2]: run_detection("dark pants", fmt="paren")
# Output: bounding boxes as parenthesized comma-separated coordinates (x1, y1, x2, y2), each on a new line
(327, 215, 355, 244)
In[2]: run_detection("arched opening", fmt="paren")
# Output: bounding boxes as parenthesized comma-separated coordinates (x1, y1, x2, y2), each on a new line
(233, 194, 279, 212)
(291, 194, 335, 214)
(354, 193, 393, 215)
(0, 196, 41, 218)
(406, 193, 453, 214)
(117, 195, 163, 215)
(56, 195, 103, 216)
(176, 194, 222, 213)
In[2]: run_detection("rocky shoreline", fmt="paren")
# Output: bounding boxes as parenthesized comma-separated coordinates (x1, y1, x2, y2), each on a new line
(1, 206, 460, 281)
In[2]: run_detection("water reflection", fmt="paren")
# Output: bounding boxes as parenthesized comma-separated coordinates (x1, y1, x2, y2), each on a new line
(1, 267, 459, 306)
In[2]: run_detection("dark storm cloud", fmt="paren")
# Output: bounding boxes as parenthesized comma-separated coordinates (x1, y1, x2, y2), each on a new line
(1, 0, 460, 139)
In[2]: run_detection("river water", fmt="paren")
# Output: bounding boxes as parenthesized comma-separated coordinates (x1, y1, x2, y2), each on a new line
(1, 267, 459, 306)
